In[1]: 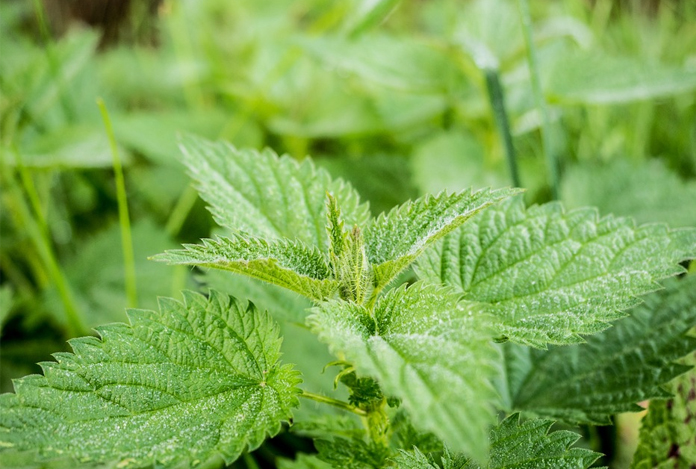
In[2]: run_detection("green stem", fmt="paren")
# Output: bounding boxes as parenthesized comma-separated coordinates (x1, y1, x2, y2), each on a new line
(299, 390, 367, 416)
(97, 98, 138, 308)
(242, 452, 261, 469)
(165, 184, 198, 237)
(0, 251, 36, 298)
(16, 160, 49, 238)
(167, 4, 206, 110)
(484, 68, 521, 188)
(517, 0, 559, 199)
(31, 0, 75, 122)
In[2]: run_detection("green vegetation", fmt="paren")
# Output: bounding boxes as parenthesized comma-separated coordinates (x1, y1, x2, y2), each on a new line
(1, 1, 695, 467)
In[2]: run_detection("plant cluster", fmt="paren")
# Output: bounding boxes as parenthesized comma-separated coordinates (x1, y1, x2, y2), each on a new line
(2, 137, 695, 468)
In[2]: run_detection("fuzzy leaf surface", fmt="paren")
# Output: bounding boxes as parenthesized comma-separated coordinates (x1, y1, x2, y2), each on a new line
(501, 275, 696, 424)
(0, 291, 301, 468)
(308, 282, 500, 462)
(416, 197, 696, 347)
(153, 235, 338, 301)
(179, 135, 369, 251)
(364, 188, 518, 291)
(390, 448, 440, 469)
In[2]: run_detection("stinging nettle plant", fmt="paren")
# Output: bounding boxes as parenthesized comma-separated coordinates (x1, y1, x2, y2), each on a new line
(2, 135, 696, 468)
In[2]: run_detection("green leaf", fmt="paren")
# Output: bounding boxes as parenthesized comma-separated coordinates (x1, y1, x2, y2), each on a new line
(298, 34, 462, 93)
(178, 135, 370, 252)
(267, 81, 383, 138)
(416, 197, 696, 347)
(3, 125, 120, 169)
(631, 285, 696, 468)
(393, 415, 600, 469)
(342, 0, 402, 36)
(390, 448, 439, 469)
(410, 130, 508, 196)
(200, 265, 311, 325)
(308, 282, 500, 462)
(632, 354, 696, 468)
(153, 235, 338, 301)
(454, 0, 523, 66)
(365, 188, 518, 292)
(562, 159, 696, 228)
(0, 291, 301, 468)
(290, 414, 363, 441)
(547, 52, 696, 104)
(314, 437, 391, 469)
(199, 270, 342, 420)
(392, 449, 473, 469)
(502, 275, 696, 424)
(390, 410, 444, 455)
(112, 109, 261, 167)
(465, 414, 601, 469)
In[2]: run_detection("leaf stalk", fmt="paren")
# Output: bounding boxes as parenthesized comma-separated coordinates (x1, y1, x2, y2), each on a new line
(299, 390, 367, 417)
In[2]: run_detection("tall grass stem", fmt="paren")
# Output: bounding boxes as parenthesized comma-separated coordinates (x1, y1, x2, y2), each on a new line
(97, 98, 138, 308)
(517, 0, 559, 199)
(484, 69, 521, 188)
(1, 156, 86, 336)
(31, 0, 75, 122)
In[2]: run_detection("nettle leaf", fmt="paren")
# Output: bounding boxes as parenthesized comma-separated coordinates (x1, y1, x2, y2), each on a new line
(391, 448, 440, 469)
(365, 188, 518, 293)
(393, 415, 599, 468)
(0, 291, 301, 468)
(154, 235, 338, 301)
(179, 135, 370, 251)
(503, 275, 696, 424)
(465, 414, 600, 469)
(562, 159, 696, 229)
(632, 352, 696, 468)
(390, 410, 444, 455)
(631, 277, 696, 468)
(291, 414, 363, 441)
(308, 282, 500, 462)
(314, 437, 391, 469)
(416, 197, 696, 347)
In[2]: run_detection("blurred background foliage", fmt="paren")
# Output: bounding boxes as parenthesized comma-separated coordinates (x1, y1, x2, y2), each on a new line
(0, 0, 695, 467)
